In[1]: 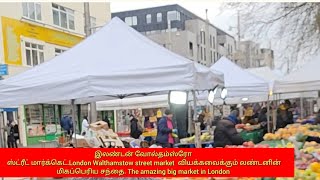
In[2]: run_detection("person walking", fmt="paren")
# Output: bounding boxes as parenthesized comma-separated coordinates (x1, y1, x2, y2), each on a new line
(156, 109, 177, 148)
(81, 116, 89, 136)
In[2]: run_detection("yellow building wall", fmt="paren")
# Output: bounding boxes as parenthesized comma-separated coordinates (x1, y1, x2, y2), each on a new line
(1, 16, 83, 66)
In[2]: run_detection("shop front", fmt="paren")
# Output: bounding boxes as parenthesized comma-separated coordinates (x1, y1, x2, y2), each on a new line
(24, 104, 89, 146)
(97, 110, 115, 131)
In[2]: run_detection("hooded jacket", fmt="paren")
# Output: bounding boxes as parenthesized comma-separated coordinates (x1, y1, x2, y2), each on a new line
(214, 111, 244, 147)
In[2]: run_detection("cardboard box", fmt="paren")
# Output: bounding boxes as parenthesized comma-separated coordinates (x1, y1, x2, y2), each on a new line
(75, 139, 90, 147)
(90, 121, 108, 131)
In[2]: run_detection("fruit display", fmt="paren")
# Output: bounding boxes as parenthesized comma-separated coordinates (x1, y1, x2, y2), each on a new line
(263, 133, 281, 140)
(295, 151, 318, 170)
(180, 132, 213, 144)
(294, 168, 319, 180)
(263, 124, 320, 141)
(302, 141, 320, 154)
(200, 132, 213, 141)
(225, 141, 270, 148)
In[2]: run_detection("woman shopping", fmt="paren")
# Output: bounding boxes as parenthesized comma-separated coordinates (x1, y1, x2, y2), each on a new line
(156, 109, 177, 148)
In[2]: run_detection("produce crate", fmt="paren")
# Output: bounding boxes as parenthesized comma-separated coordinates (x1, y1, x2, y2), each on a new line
(258, 140, 289, 147)
(240, 129, 264, 144)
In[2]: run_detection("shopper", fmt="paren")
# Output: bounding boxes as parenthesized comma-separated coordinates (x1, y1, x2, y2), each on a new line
(103, 116, 111, 129)
(276, 102, 288, 129)
(6, 121, 18, 148)
(258, 107, 268, 134)
(61, 115, 73, 136)
(214, 110, 245, 147)
(81, 116, 89, 136)
(313, 110, 320, 125)
(130, 115, 143, 139)
(156, 109, 177, 148)
(198, 113, 206, 131)
(285, 99, 294, 125)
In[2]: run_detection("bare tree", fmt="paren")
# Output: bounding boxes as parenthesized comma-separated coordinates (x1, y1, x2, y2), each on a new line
(222, 2, 320, 71)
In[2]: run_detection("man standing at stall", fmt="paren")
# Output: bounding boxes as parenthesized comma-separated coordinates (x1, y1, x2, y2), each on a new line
(214, 110, 246, 147)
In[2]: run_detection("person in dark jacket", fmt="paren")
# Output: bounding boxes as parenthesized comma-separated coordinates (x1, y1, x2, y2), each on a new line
(156, 109, 177, 148)
(103, 116, 111, 129)
(130, 115, 142, 139)
(276, 102, 288, 129)
(198, 113, 206, 131)
(258, 107, 268, 134)
(60, 115, 73, 136)
(214, 110, 245, 147)
(285, 100, 294, 125)
(6, 121, 18, 148)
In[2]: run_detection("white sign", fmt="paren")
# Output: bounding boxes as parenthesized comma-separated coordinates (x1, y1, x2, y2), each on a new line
(223, 105, 231, 117)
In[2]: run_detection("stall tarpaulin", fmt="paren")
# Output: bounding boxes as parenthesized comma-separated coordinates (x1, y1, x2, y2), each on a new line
(0, 17, 223, 107)
(210, 57, 269, 98)
(274, 54, 320, 94)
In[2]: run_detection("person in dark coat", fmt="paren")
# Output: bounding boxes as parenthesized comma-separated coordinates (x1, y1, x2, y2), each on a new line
(198, 114, 206, 131)
(6, 121, 18, 148)
(258, 107, 268, 134)
(214, 110, 245, 147)
(103, 116, 111, 129)
(276, 102, 289, 129)
(285, 100, 294, 125)
(130, 115, 142, 139)
(60, 115, 73, 136)
(156, 109, 177, 148)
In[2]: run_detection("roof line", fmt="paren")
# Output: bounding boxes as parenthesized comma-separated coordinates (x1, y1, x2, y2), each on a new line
(112, 4, 234, 39)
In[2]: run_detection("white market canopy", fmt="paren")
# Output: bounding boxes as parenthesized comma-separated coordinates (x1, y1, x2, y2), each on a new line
(0, 17, 223, 107)
(97, 95, 169, 111)
(246, 66, 284, 82)
(274, 54, 320, 94)
(210, 57, 269, 98)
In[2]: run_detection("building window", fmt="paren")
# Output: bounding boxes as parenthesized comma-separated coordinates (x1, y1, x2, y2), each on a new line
(146, 14, 152, 24)
(25, 42, 44, 66)
(189, 42, 193, 57)
(125, 16, 137, 26)
(200, 31, 205, 45)
(212, 37, 215, 49)
(22, 2, 41, 21)
(197, 45, 200, 60)
(90, 17, 96, 34)
(167, 11, 180, 22)
(52, 3, 75, 30)
(55, 48, 66, 56)
(157, 13, 162, 22)
(200, 47, 203, 60)
(204, 48, 206, 61)
(210, 35, 212, 48)
(210, 50, 213, 63)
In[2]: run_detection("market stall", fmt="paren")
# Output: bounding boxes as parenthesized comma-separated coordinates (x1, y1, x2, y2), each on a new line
(0, 17, 223, 148)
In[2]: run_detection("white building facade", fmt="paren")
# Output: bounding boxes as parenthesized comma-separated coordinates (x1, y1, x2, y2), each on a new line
(0, 2, 110, 147)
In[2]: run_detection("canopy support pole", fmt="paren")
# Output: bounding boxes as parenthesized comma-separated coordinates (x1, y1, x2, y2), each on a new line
(300, 96, 304, 118)
(0, 112, 4, 148)
(267, 95, 271, 133)
(71, 99, 77, 148)
(193, 91, 201, 148)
